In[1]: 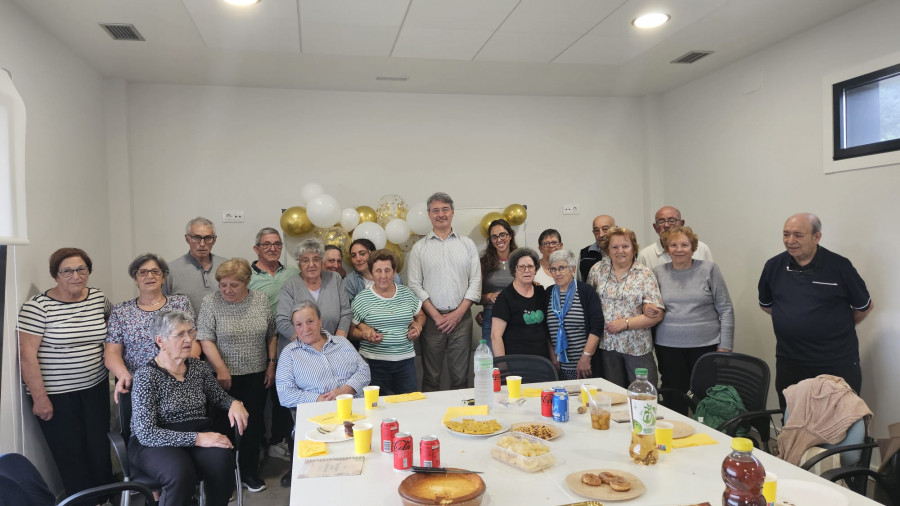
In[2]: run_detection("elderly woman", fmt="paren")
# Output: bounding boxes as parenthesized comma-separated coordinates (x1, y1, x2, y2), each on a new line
(106, 253, 195, 403)
(323, 244, 347, 278)
(129, 310, 248, 506)
(587, 227, 665, 388)
(344, 238, 402, 303)
(534, 228, 564, 287)
(545, 249, 605, 380)
(349, 249, 425, 395)
(491, 248, 552, 359)
(478, 219, 518, 351)
(196, 258, 276, 493)
(16, 248, 113, 499)
(276, 301, 371, 405)
(276, 239, 352, 349)
(652, 227, 734, 394)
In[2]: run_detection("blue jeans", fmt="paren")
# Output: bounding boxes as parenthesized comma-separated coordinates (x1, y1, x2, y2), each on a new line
(366, 357, 417, 395)
(481, 306, 493, 353)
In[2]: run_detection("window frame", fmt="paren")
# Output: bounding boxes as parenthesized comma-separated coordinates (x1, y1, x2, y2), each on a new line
(832, 61, 900, 161)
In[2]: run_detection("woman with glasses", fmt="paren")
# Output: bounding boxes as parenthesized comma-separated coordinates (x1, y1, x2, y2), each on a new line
(534, 229, 563, 287)
(106, 253, 196, 404)
(490, 248, 552, 359)
(16, 248, 114, 500)
(478, 219, 518, 352)
(344, 238, 402, 304)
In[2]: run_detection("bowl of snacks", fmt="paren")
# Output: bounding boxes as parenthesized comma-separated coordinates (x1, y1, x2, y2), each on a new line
(489, 432, 555, 472)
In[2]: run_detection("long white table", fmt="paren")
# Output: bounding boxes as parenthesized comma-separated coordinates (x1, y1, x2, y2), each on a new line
(291, 379, 878, 505)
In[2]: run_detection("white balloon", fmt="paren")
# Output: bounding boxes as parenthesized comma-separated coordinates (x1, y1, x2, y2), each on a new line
(300, 183, 324, 205)
(385, 219, 411, 245)
(306, 194, 341, 228)
(353, 222, 387, 250)
(407, 203, 432, 235)
(340, 208, 360, 232)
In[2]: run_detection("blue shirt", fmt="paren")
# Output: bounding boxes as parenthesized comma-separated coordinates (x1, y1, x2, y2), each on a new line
(275, 332, 370, 407)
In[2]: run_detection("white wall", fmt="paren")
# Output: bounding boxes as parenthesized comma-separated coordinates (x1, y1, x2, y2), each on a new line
(656, 0, 900, 435)
(0, 0, 109, 492)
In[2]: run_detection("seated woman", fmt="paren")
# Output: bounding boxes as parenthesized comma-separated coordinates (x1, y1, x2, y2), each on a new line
(350, 249, 425, 395)
(490, 248, 551, 359)
(129, 310, 248, 506)
(276, 301, 371, 406)
(545, 249, 604, 380)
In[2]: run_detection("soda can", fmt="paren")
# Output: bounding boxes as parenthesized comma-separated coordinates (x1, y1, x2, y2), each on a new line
(492, 368, 501, 392)
(540, 388, 555, 417)
(553, 385, 565, 393)
(381, 418, 399, 453)
(552, 391, 569, 423)
(393, 432, 413, 470)
(419, 435, 440, 468)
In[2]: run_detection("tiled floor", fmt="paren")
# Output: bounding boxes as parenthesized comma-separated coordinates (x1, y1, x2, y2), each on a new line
(240, 454, 292, 506)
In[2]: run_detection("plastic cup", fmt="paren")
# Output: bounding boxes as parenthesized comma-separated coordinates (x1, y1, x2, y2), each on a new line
(581, 385, 598, 406)
(763, 472, 777, 505)
(363, 386, 380, 409)
(590, 395, 611, 430)
(353, 423, 373, 455)
(506, 376, 522, 399)
(336, 394, 353, 421)
(656, 421, 674, 453)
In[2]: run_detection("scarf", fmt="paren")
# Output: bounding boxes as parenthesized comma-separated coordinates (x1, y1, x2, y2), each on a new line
(551, 280, 576, 363)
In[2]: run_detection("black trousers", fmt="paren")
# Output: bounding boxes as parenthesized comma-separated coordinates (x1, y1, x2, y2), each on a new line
(269, 384, 294, 443)
(229, 371, 266, 479)
(655, 343, 718, 394)
(775, 359, 862, 410)
(129, 442, 234, 506)
(35, 379, 113, 499)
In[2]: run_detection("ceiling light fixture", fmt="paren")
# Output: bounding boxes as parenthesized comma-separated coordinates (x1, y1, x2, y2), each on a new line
(223, 0, 260, 6)
(632, 13, 670, 29)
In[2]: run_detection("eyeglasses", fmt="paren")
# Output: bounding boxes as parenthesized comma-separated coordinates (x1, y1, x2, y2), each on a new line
(137, 268, 163, 278)
(58, 266, 89, 278)
(430, 207, 452, 215)
(540, 241, 560, 248)
(257, 241, 283, 249)
(548, 266, 571, 274)
(489, 232, 510, 241)
(655, 218, 680, 226)
(169, 328, 197, 340)
(188, 234, 217, 244)
(299, 257, 322, 265)
(516, 264, 536, 272)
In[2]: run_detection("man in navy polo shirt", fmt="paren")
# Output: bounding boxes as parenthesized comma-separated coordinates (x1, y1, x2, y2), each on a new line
(758, 213, 873, 409)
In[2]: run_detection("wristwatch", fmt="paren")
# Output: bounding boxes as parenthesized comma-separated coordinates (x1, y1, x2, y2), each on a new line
(267, 358, 277, 364)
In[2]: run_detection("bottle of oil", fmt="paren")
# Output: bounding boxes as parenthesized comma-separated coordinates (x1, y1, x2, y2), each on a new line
(627, 368, 658, 465)
(722, 437, 767, 505)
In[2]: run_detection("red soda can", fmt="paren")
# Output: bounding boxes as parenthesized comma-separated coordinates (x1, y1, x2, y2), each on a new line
(419, 435, 440, 468)
(393, 432, 413, 470)
(492, 368, 501, 392)
(381, 418, 399, 453)
(541, 388, 555, 417)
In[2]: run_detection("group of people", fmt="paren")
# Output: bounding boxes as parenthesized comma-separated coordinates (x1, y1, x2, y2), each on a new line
(16, 194, 873, 504)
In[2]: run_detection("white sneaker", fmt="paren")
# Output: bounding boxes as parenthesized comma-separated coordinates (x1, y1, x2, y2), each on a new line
(268, 440, 291, 461)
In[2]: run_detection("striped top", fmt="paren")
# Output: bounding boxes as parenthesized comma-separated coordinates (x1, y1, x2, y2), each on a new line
(275, 332, 371, 407)
(351, 284, 422, 361)
(17, 287, 111, 394)
(407, 231, 481, 311)
(546, 289, 588, 371)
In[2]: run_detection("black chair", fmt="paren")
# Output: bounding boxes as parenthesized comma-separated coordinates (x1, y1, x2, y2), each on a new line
(492, 355, 559, 384)
(59, 482, 156, 506)
(827, 447, 899, 504)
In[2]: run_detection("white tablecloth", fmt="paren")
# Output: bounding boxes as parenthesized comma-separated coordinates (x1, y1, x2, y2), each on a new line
(291, 378, 877, 505)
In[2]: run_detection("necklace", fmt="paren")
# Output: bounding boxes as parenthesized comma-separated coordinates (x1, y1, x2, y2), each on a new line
(138, 295, 164, 308)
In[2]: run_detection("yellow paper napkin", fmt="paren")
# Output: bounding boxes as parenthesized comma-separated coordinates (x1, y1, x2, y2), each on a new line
(672, 433, 719, 449)
(383, 392, 427, 404)
(521, 388, 542, 398)
(307, 412, 366, 425)
(442, 405, 489, 423)
(296, 440, 328, 458)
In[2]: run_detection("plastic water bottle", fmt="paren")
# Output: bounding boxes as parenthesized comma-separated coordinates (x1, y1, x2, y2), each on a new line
(722, 437, 767, 506)
(473, 339, 494, 412)
(627, 368, 658, 465)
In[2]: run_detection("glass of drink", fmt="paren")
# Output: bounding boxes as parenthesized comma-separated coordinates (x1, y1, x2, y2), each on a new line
(590, 395, 611, 430)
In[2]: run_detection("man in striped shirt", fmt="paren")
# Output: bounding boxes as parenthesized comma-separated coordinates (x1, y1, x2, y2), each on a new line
(407, 192, 481, 391)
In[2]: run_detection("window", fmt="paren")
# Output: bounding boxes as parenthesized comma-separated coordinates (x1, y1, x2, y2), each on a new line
(832, 62, 900, 161)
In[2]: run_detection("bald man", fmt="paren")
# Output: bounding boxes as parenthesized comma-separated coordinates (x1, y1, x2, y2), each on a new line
(758, 213, 873, 409)
(636, 206, 713, 269)
(579, 215, 616, 281)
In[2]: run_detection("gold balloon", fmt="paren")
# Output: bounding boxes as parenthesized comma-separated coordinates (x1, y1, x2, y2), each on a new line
(357, 205, 377, 224)
(280, 206, 313, 237)
(383, 241, 405, 272)
(376, 194, 409, 227)
(312, 227, 326, 240)
(479, 211, 506, 238)
(504, 203, 527, 226)
(322, 227, 351, 257)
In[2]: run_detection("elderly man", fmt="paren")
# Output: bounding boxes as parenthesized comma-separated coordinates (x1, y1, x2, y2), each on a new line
(758, 213, 873, 409)
(579, 215, 615, 281)
(636, 206, 713, 269)
(323, 245, 347, 278)
(163, 217, 226, 312)
(407, 192, 481, 391)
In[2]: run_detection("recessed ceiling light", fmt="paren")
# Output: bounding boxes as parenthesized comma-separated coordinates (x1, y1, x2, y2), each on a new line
(632, 13, 670, 29)
(224, 0, 260, 6)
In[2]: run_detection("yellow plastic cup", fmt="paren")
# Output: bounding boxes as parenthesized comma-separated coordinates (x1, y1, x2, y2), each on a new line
(363, 386, 380, 409)
(581, 385, 598, 406)
(763, 472, 777, 505)
(336, 394, 353, 421)
(353, 423, 373, 455)
(655, 421, 674, 453)
(506, 375, 522, 399)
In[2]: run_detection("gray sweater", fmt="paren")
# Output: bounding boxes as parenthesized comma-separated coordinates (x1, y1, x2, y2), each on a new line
(276, 270, 351, 350)
(653, 260, 734, 350)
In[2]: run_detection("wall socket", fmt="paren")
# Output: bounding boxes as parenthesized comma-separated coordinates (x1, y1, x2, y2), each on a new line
(562, 204, 579, 215)
(222, 210, 245, 223)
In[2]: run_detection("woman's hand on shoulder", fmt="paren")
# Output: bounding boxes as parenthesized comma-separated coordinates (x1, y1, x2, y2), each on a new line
(228, 400, 249, 435)
(196, 431, 234, 449)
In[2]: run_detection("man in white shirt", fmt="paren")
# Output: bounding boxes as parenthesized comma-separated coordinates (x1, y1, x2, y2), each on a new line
(636, 206, 713, 269)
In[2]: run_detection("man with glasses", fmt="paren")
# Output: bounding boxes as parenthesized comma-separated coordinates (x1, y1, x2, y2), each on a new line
(408, 192, 481, 391)
(636, 206, 713, 269)
(163, 216, 226, 312)
(758, 213, 873, 409)
(579, 215, 616, 281)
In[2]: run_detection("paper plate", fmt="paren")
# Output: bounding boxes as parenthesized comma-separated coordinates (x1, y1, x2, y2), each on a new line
(305, 428, 352, 443)
(443, 415, 510, 438)
(565, 469, 646, 501)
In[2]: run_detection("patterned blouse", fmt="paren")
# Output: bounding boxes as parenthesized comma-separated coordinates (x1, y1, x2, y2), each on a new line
(106, 295, 193, 373)
(196, 290, 275, 376)
(587, 260, 664, 356)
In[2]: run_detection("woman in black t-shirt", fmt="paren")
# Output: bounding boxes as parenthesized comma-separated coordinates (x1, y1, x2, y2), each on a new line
(490, 248, 551, 358)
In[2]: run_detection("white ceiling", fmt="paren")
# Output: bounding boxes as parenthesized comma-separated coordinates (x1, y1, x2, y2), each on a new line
(12, 0, 873, 97)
